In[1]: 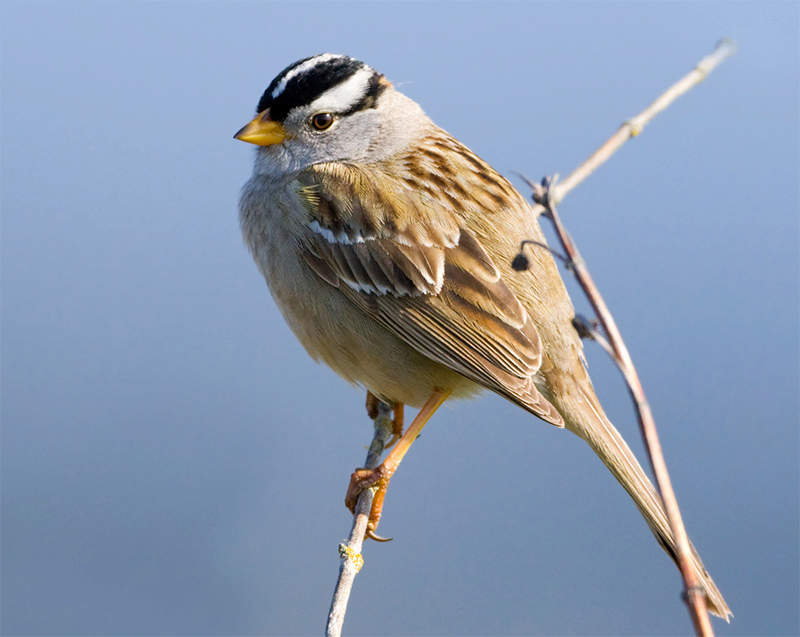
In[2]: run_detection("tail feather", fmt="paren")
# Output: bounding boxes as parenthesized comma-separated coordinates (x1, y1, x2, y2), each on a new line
(561, 383, 732, 621)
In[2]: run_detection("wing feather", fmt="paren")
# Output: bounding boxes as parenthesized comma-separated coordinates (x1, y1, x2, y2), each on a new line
(295, 160, 563, 426)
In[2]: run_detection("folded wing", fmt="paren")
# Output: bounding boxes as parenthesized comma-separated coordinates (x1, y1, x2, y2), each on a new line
(296, 161, 563, 426)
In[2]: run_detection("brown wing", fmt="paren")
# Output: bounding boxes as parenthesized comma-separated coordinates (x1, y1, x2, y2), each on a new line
(295, 161, 563, 426)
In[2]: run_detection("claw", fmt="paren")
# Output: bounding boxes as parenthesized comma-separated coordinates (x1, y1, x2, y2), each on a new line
(344, 465, 392, 539)
(345, 467, 382, 513)
(365, 528, 393, 542)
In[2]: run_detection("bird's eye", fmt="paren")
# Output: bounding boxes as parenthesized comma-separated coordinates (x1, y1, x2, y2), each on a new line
(311, 112, 334, 131)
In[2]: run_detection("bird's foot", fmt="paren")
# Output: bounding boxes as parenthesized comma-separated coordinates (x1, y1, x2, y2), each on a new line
(351, 390, 449, 542)
(345, 465, 394, 542)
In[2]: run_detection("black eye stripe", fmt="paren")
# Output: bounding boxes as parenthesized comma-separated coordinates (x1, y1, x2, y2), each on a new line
(256, 55, 385, 122)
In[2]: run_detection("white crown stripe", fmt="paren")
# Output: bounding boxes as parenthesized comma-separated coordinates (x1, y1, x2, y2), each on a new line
(306, 67, 374, 114)
(271, 53, 339, 99)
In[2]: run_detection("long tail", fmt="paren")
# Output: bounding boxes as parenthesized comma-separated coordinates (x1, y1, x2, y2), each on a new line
(558, 382, 732, 621)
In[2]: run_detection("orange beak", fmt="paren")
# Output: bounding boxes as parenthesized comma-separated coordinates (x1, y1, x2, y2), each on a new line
(233, 109, 286, 146)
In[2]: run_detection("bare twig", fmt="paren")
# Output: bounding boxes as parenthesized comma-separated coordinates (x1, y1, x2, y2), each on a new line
(513, 39, 736, 636)
(326, 402, 394, 637)
(514, 239, 571, 270)
(529, 178, 715, 635)
(530, 38, 737, 212)
(571, 315, 614, 359)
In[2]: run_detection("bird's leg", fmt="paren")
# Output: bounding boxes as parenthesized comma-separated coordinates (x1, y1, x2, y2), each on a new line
(365, 391, 404, 449)
(384, 403, 404, 450)
(346, 389, 450, 541)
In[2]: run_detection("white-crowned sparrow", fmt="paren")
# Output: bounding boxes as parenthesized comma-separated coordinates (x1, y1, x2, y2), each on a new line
(234, 54, 730, 619)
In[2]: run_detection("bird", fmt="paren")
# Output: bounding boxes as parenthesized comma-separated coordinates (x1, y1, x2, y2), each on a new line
(234, 53, 731, 620)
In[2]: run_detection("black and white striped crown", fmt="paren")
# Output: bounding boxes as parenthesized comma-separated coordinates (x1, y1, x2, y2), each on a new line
(256, 54, 387, 122)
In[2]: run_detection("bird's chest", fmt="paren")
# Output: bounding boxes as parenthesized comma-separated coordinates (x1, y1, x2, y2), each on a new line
(240, 181, 374, 378)
(241, 186, 328, 341)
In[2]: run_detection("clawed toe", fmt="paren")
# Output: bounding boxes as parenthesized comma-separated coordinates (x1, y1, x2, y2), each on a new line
(365, 528, 393, 542)
(344, 465, 392, 541)
(344, 467, 384, 513)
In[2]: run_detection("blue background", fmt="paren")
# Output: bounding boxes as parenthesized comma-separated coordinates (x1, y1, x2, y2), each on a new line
(2, 2, 797, 635)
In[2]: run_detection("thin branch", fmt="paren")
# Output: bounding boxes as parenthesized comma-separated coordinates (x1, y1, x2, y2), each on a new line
(513, 39, 736, 636)
(514, 239, 571, 270)
(326, 402, 394, 637)
(533, 179, 715, 634)
(531, 38, 737, 213)
(571, 315, 615, 359)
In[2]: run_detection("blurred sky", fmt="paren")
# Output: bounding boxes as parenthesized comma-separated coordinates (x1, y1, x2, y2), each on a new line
(2, 2, 797, 636)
